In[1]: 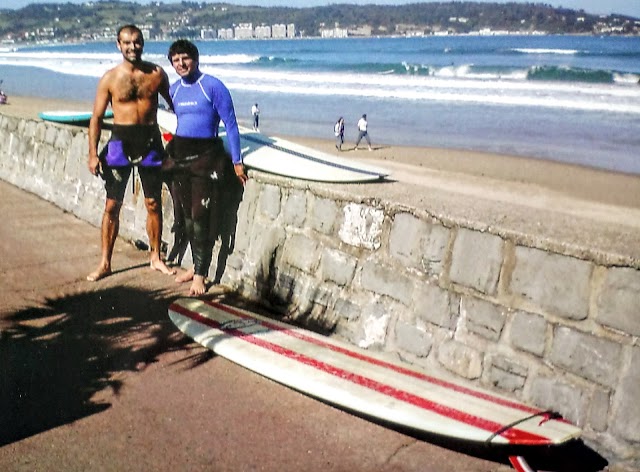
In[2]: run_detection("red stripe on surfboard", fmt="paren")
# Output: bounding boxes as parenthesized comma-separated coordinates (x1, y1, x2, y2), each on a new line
(203, 300, 540, 415)
(170, 302, 550, 445)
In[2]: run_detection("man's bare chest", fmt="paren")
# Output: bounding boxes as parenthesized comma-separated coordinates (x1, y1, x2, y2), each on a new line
(114, 73, 157, 102)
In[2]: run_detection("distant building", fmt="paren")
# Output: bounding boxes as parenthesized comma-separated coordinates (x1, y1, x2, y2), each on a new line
(255, 25, 271, 39)
(218, 28, 233, 40)
(320, 27, 348, 38)
(201, 28, 216, 39)
(272, 23, 287, 38)
(234, 23, 253, 39)
(347, 25, 372, 37)
(286, 23, 296, 38)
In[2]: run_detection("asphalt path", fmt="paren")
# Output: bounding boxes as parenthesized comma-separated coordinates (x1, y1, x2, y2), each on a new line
(0, 180, 519, 471)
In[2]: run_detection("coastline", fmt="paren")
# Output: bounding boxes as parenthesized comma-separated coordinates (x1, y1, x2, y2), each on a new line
(3, 93, 640, 210)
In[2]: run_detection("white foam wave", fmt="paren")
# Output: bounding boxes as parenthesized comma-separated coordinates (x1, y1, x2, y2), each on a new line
(613, 72, 640, 85)
(198, 53, 259, 65)
(1, 50, 637, 115)
(511, 48, 580, 55)
(204, 67, 640, 115)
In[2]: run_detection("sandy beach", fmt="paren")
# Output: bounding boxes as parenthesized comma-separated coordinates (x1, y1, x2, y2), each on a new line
(3, 94, 640, 212)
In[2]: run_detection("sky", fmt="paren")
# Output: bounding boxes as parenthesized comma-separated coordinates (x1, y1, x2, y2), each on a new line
(2, 0, 639, 18)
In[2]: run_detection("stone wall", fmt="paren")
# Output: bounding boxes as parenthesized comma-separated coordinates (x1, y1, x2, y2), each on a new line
(1, 113, 639, 471)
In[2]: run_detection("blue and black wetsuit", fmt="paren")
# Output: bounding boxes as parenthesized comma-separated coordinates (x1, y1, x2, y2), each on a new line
(167, 71, 242, 277)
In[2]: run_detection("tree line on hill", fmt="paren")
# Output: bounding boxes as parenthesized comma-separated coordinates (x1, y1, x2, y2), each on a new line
(0, 1, 637, 42)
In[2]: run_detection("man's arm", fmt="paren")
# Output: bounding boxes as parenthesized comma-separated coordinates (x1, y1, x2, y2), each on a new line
(88, 73, 112, 176)
(215, 83, 247, 185)
(158, 67, 174, 112)
(213, 80, 241, 165)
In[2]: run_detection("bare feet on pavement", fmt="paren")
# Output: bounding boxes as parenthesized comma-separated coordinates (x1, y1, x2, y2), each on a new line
(150, 259, 176, 275)
(189, 275, 207, 297)
(87, 266, 112, 282)
(175, 268, 195, 283)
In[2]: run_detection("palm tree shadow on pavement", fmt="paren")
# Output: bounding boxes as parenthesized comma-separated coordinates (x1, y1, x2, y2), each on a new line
(0, 286, 214, 446)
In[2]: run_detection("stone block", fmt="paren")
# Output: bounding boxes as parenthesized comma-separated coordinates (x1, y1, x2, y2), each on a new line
(309, 197, 339, 235)
(272, 269, 297, 303)
(282, 189, 307, 227)
(67, 134, 88, 179)
(389, 213, 423, 266)
(394, 321, 433, 358)
(510, 246, 591, 320)
(461, 297, 506, 341)
(588, 388, 610, 433)
(389, 212, 449, 276)
(360, 259, 414, 305)
(355, 302, 391, 349)
(35, 122, 47, 142)
(319, 248, 357, 286)
(529, 376, 588, 425)
(234, 182, 260, 253)
(487, 355, 528, 392)
(509, 310, 547, 357)
(339, 203, 384, 250)
(334, 297, 362, 321)
(283, 233, 319, 273)
(259, 184, 281, 220)
(549, 326, 621, 386)
(54, 128, 73, 150)
(596, 267, 640, 336)
(44, 125, 58, 146)
(450, 228, 503, 294)
(610, 347, 640, 442)
(437, 340, 483, 379)
(246, 224, 286, 281)
(413, 282, 459, 330)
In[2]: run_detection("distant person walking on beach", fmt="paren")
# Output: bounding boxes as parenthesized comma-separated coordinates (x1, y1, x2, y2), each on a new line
(252, 103, 260, 131)
(334, 116, 345, 151)
(166, 39, 246, 296)
(87, 24, 175, 282)
(354, 113, 372, 151)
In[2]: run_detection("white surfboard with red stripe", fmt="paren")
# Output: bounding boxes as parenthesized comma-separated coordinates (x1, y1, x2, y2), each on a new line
(168, 298, 580, 469)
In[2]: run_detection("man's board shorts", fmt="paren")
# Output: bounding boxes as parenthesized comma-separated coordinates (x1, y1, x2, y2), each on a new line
(99, 124, 165, 202)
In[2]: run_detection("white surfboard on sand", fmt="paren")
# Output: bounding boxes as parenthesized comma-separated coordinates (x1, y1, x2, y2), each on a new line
(39, 110, 113, 124)
(157, 109, 389, 183)
(169, 298, 581, 472)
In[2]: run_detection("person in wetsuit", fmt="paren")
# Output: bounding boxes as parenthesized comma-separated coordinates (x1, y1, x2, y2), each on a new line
(167, 39, 247, 296)
(87, 24, 175, 282)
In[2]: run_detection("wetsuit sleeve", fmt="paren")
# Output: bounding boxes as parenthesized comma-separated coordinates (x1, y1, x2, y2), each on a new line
(213, 80, 242, 165)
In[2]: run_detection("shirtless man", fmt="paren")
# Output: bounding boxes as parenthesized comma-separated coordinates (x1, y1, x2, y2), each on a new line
(87, 24, 175, 281)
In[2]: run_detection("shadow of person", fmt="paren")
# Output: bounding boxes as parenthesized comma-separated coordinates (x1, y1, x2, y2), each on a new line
(0, 286, 209, 446)
(212, 155, 244, 284)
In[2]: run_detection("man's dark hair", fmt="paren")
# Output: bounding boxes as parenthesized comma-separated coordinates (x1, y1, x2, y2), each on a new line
(117, 24, 143, 43)
(168, 39, 199, 62)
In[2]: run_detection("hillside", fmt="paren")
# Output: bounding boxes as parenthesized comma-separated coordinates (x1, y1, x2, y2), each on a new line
(0, 1, 638, 43)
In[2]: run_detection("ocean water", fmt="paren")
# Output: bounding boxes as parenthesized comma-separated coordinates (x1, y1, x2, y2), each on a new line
(1, 35, 639, 174)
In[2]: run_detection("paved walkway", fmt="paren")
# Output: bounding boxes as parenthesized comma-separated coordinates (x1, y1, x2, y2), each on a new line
(0, 180, 518, 471)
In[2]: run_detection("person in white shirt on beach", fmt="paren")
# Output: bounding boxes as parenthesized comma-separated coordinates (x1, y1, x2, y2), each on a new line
(354, 113, 372, 151)
(251, 103, 260, 132)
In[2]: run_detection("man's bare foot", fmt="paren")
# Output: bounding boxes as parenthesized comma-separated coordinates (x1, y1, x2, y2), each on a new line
(150, 259, 176, 275)
(87, 266, 111, 282)
(188, 275, 207, 297)
(175, 268, 195, 283)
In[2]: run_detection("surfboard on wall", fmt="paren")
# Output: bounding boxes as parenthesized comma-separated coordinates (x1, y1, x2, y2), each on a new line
(168, 298, 582, 472)
(156, 109, 389, 183)
(39, 110, 113, 124)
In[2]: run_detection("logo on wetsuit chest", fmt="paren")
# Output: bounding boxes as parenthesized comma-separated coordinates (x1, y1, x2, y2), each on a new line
(177, 100, 198, 107)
